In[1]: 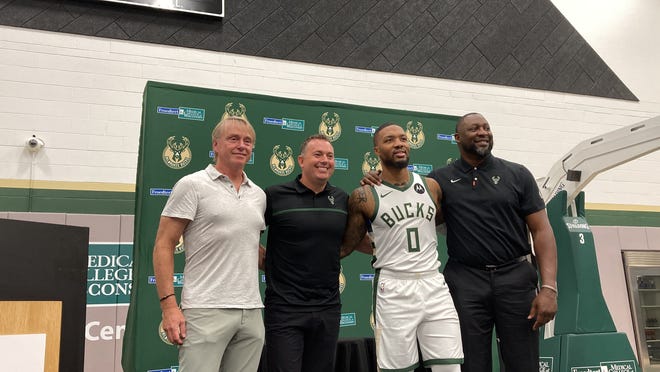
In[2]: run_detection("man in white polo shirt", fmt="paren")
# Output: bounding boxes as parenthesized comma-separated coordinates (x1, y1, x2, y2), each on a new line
(153, 116, 266, 372)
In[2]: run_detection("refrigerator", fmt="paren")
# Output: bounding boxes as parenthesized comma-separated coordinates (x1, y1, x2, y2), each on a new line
(624, 251, 660, 371)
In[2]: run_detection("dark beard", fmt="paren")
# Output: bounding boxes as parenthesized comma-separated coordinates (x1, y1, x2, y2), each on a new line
(381, 156, 409, 169)
(462, 140, 493, 158)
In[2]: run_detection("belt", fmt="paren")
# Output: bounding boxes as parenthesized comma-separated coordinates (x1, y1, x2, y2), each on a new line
(456, 256, 528, 272)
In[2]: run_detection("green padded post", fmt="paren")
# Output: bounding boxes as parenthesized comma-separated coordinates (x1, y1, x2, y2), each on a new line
(539, 191, 639, 371)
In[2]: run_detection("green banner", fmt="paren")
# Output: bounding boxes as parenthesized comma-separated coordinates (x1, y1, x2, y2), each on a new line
(122, 81, 459, 372)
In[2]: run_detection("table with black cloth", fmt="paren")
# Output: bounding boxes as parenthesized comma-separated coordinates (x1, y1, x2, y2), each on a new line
(258, 337, 431, 372)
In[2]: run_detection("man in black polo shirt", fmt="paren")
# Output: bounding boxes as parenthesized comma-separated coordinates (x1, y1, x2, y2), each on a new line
(263, 134, 368, 372)
(430, 112, 557, 372)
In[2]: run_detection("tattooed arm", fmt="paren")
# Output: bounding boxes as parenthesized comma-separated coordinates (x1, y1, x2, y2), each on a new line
(340, 186, 374, 258)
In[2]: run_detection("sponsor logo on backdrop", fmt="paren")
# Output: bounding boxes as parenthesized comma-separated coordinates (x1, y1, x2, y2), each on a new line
(175, 236, 185, 254)
(540, 357, 553, 372)
(222, 102, 247, 121)
(178, 107, 205, 121)
(261, 117, 305, 131)
(362, 152, 382, 175)
(412, 163, 433, 175)
(157, 107, 180, 115)
(282, 118, 305, 131)
(570, 367, 603, 372)
(263, 117, 284, 126)
(335, 157, 349, 171)
(150, 188, 172, 196)
(406, 121, 425, 149)
(437, 133, 457, 144)
(163, 136, 192, 169)
(354, 126, 378, 135)
(319, 112, 342, 142)
(270, 145, 295, 176)
(339, 266, 346, 294)
(370, 311, 375, 330)
(148, 274, 184, 287)
(87, 244, 133, 304)
(148, 368, 179, 372)
(156, 106, 205, 121)
(360, 273, 375, 281)
(158, 320, 174, 346)
(340, 312, 356, 327)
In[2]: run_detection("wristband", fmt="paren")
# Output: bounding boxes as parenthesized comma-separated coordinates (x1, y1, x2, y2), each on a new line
(159, 293, 175, 302)
(541, 284, 558, 295)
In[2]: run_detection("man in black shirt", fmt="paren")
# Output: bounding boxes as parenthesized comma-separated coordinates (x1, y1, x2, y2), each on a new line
(263, 134, 368, 372)
(431, 113, 557, 372)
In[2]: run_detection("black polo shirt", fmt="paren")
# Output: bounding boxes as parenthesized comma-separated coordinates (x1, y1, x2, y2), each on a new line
(428, 154, 545, 267)
(264, 175, 349, 309)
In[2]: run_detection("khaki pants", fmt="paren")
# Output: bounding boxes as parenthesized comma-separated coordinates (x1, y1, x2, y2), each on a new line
(179, 308, 264, 372)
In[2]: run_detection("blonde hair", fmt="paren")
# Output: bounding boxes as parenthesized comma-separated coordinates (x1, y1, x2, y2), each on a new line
(211, 116, 256, 142)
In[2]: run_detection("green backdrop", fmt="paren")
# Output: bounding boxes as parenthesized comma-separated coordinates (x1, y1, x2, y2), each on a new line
(122, 81, 459, 372)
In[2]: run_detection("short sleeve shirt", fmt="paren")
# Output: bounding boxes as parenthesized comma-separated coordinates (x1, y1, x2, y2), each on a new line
(264, 176, 349, 309)
(162, 164, 266, 309)
(428, 155, 545, 267)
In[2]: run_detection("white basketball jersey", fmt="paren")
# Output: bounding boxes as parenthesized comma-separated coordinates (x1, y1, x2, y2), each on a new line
(369, 172, 441, 272)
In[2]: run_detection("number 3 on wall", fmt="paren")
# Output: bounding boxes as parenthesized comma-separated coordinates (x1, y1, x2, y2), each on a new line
(578, 233, 585, 244)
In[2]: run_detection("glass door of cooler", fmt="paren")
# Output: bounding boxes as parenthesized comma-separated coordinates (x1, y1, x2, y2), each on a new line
(624, 251, 660, 371)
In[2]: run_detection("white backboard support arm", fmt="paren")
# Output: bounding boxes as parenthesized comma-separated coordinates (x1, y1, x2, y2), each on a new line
(537, 116, 660, 211)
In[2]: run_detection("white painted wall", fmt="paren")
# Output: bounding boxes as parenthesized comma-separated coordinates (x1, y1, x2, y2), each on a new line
(0, 3, 659, 207)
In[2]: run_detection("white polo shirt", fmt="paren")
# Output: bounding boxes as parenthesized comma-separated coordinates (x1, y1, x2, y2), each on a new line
(162, 164, 266, 309)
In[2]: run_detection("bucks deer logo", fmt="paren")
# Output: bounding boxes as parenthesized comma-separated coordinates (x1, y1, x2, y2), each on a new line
(319, 112, 342, 142)
(361, 152, 382, 175)
(339, 265, 346, 294)
(406, 121, 425, 149)
(158, 320, 174, 345)
(221, 102, 247, 121)
(163, 136, 192, 169)
(270, 145, 295, 176)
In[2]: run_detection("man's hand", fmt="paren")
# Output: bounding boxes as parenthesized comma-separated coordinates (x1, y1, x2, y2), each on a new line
(360, 170, 383, 186)
(528, 287, 558, 330)
(161, 306, 186, 345)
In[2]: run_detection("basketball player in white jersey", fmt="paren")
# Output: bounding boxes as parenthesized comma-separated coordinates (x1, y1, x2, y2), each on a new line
(341, 123, 463, 372)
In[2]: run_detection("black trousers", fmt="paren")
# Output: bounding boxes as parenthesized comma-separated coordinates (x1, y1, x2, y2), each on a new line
(444, 259, 539, 372)
(264, 305, 341, 372)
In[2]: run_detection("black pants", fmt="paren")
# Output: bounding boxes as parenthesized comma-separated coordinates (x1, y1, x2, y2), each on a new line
(444, 259, 539, 372)
(265, 305, 341, 372)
